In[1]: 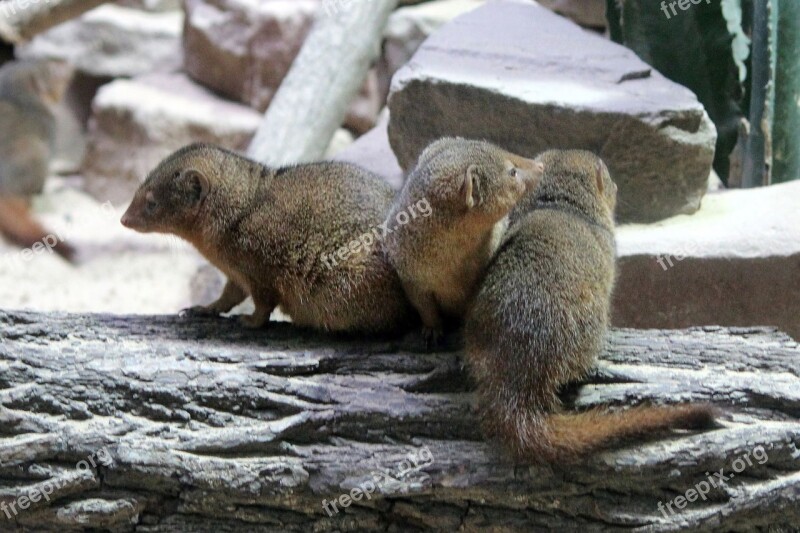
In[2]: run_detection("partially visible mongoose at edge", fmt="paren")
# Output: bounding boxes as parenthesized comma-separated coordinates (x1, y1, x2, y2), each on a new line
(0, 59, 74, 260)
(384, 138, 543, 341)
(466, 150, 715, 463)
(121, 143, 414, 333)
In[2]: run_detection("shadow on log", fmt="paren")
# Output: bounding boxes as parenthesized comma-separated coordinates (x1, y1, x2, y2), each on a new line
(0, 310, 799, 531)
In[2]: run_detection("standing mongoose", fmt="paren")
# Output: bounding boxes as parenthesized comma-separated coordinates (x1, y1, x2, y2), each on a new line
(466, 150, 715, 463)
(121, 143, 414, 333)
(383, 138, 543, 342)
(0, 59, 74, 260)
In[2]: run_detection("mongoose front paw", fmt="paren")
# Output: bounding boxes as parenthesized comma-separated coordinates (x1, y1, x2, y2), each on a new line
(179, 305, 222, 318)
(422, 326, 445, 350)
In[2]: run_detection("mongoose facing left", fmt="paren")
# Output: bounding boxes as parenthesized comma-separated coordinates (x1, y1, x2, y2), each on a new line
(383, 138, 543, 341)
(121, 143, 414, 333)
(466, 150, 715, 463)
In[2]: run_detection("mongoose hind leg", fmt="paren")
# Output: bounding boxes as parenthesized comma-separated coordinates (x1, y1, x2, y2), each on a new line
(182, 279, 247, 318)
(238, 291, 276, 329)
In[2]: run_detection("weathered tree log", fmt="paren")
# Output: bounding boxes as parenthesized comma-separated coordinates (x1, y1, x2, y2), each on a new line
(0, 0, 109, 44)
(247, 0, 398, 166)
(0, 310, 798, 531)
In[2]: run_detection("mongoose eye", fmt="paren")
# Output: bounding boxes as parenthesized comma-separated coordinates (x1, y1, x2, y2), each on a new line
(145, 192, 157, 214)
(508, 168, 518, 178)
(173, 171, 181, 179)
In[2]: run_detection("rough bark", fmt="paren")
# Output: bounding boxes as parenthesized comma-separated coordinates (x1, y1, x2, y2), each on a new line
(0, 310, 799, 532)
(0, 0, 109, 44)
(246, 0, 398, 167)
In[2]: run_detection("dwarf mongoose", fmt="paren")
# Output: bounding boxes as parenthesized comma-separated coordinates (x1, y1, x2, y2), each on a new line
(121, 143, 414, 333)
(384, 138, 543, 342)
(0, 59, 74, 260)
(466, 150, 715, 463)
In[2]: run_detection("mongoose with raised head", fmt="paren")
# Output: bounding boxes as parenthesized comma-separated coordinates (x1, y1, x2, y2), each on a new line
(384, 138, 543, 341)
(466, 150, 715, 463)
(121, 143, 414, 333)
(0, 59, 74, 260)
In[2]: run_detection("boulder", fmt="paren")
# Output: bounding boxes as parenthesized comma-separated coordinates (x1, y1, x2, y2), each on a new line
(387, 0, 717, 222)
(82, 73, 262, 204)
(183, 0, 381, 134)
(378, 0, 486, 98)
(16, 4, 183, 78)
(614, 180, 800, 340)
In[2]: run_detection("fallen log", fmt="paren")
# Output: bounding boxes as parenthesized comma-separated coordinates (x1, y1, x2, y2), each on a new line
(0, 310, 798, 531)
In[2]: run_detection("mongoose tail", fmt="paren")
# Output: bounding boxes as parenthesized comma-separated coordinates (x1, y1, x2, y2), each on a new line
(485, 399, 717, 463)
(0, 196, 74, 260)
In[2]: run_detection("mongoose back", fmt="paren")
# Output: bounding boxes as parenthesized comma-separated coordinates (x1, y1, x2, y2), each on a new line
(0, 59, 74, 260)
(121, 143, 414, 333)
(466, 150, 715, 463)
(384, 138, 543, 340)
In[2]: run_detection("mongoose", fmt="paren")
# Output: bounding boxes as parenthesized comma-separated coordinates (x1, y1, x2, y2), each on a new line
(0, 59, 74, 260)
(121, 143, 414, 333)
(466, 150, 715, 463)
(384, 138, 543, 342)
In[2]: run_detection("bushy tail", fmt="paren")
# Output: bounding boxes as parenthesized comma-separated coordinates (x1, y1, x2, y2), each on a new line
(0, 196, 75, 261)
(488, 403, 717, 464)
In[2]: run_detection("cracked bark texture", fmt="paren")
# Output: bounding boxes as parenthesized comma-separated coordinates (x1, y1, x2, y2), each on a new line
(0, 310, 799, 532)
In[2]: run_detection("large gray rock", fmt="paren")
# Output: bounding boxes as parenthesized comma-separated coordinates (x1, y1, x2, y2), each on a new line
(183, 0, 381, 134)
(387, 0, 717, 222)
(82, 73, 262, 204)
(614, 181, 800, 340)
(16, 4, 183, 78)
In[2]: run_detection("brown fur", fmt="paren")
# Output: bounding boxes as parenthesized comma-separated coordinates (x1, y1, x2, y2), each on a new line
(0, 59, 73, 261)
(466, 150, 716, 463)
(384, 138, 543, 340)
(121, 143, 414, 333)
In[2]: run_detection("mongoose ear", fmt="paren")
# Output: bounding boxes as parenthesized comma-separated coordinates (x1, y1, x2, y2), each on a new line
(594, 161, 605, 194)
(183, 170, 210, 206)
(463, 164, 480, 209)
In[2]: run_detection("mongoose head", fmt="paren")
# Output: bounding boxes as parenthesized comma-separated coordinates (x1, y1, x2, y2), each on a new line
(414, 138, 543, 223)
(534, 150, 618, 225)
(121, 144, 215, 236)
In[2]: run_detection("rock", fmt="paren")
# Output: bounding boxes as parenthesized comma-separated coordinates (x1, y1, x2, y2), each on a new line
(387, 0, 717, 222)
(334, 112, 404, 190)
(81, 72, 363, 204)
(379, 0, 486, 98)
(82, 73, 262, 204)
(537, 0, 607, 29)
(614, 180, 800, 340)
(16, 4, 183, 78)
(183, 0, 381, 134)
